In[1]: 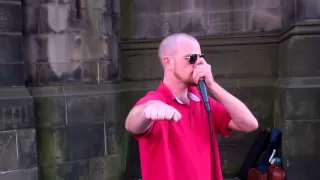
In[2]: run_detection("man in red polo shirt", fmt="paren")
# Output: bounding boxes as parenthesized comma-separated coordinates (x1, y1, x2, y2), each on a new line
(125, 33, 258, 180)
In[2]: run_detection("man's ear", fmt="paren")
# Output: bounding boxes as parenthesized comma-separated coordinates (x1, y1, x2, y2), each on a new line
(163, 56, 173, 70)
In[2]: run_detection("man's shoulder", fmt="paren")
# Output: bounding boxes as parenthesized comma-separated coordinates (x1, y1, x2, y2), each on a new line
(135, 90, 167, 106)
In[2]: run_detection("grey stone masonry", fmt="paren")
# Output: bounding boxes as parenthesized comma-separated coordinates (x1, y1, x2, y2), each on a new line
(0, 0, 38, 178)
(0, 0, 24, 87)
(23, 0, 120, 86)
(0, 88, 37, 179)
(0, 0, 319, 180)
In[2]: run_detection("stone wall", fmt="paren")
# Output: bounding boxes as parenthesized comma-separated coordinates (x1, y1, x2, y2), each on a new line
(120, 0, 283, 39)
(0, 0, 319, 179)
(22, 0, 126, 179)
(0, 0, 38, 179)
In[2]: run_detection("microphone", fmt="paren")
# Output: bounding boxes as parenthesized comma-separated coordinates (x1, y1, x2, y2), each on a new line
(198, 78, 211, 113)
(198, 78, 216, 179)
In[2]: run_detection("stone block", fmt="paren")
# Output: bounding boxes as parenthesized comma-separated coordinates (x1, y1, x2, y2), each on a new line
(282, 88, 320, 120)
(105, 123, 116, 155)
(121, 41, 276, 80)
(219, 143, 251, 178)
(0, 167, 38, 180)
(34, 95, 66, 127)
(281, 0, 295, 27)
(89, 155, 120, 180)
(282, 120, 320, 180)
(0, 35, 23, 63)
(121, 50, 162, 81)
(23, 5, 38, 34)
(99, 61, 119, 82)
(125, 0, 283, 38)
(40, 160, 90, 180)
(17, 129, 37, 169)
(204, 44, 276, 78)
(278, 35, 320, 77)
(66, 93, 118, 125)
(0, 131, 19, 171)
(0, 95, 35, 131)
(37, 4, 71, 33)
(66, 124, 105, 161)
(0, 3, 22, 33)
(296, 0, 320, 20)
(38, 123, 105, 166)
(37, 127, 67, 166)
(78, 0, 119, 13)
(24, 33, 119, 85)
(0, 63, 25, 87)
(0, 129, 36, 174)
(56, 160, 89, 180)
(34, 61, 99, 85)
(238, 87, 274, 129)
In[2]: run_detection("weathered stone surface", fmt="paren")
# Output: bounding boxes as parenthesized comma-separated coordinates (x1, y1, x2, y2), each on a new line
(282, 88, 320, 120)
(56, 160, 89, 180)
(296, 0, 320, 20)
(39, 160, 89, 180)
(121, 49, 161, 81)
(66, 94, 118, 125)
(121, 40, 276, 81)
(0, 96, 35, 131)
(89, 155, 120, 180)
(34, 61, 100, 85)
(204, 44, 276, 78)
(38, 123, 105, 166)
(0, 167, 38, 180)
(24, 34, 119, 85)
(0, 131, 19, 171)
(0, 35, 23, 63)
(238, 87, 274, 128)
(281, 0, 295, 27)
(0, 3, 22, 33)
(0, 63, 25, 87)
(17, 129, 37, 169)
(105, 123, 116, 155)
(0, 129, 36, 172)
(278, 35, 320, 77)
(123, 0, 283, 39)
(23, 0, 120, 86)
(65, 123, 105, 161)
(0, 35, 24, 88)
(282, 120, 320, 180)
(37, 127, 67, 165)
(219, 143, 252, 178)
(34, 95, 66, 127)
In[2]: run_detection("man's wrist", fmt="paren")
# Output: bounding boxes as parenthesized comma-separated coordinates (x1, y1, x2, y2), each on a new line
(208, 81, 219, 94)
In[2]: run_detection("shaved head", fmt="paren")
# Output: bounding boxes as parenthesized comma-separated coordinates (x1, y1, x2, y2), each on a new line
(158, 33, 202, 87)
(158, 33, 199, 63)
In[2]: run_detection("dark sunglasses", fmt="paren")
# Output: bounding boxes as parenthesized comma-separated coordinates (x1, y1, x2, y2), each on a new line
(187, 54, 205, 64)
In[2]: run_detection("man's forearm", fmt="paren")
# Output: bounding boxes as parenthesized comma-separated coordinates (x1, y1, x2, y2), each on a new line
(208, 82, 258, 132)
(125, 103, 153, 134)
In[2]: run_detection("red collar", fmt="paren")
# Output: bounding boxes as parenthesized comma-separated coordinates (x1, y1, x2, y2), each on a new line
(157, 81, 201, 104)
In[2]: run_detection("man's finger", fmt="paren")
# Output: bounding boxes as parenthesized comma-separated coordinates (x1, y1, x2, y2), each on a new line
(150, 108, 158, 119)
(144, 108, 152, 119)
(194, 72, 206, 84)
(173, 110, 182, 122)
(157, 109, 165, 119)
(194, 58, 207, 66)
(164, 108, 175, 120)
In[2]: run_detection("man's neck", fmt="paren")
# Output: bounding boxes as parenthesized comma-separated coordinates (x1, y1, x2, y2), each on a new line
(163, 77, 189, 99)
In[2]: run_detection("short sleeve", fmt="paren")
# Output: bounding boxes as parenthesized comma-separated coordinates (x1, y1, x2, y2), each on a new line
(210, 98, 232, 137)
(132, 91, 164, 140)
